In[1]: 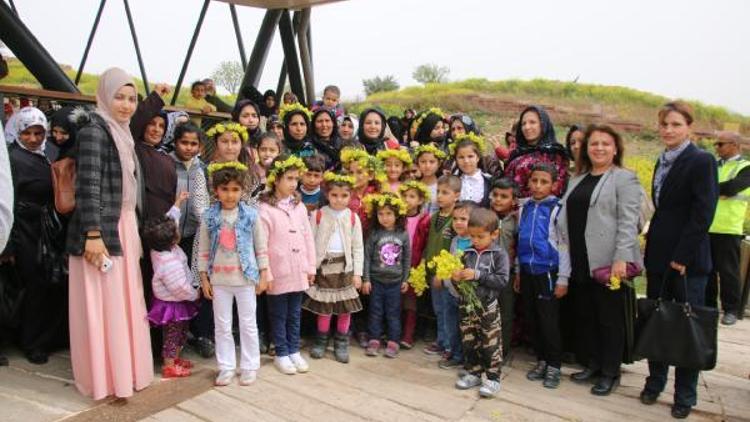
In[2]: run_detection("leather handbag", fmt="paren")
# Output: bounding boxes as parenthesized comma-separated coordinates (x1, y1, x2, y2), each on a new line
(591, 262, 643, 284)
(51, 157, 76, 215)
(633, 273, 719, 370)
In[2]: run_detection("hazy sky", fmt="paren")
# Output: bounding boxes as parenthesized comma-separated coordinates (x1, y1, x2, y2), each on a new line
(6, 0, 750, 114)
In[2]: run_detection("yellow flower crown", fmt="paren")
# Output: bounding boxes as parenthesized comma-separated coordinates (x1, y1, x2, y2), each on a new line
(448, 132, 487, 156)
(363, 192, 408, 217)
(340, 147, 370, 167)
(411, 107, 445, 138)
(413, 143, 447, 161)
(398, 180, 431, 202)
(376, 148, 413, 166)
(266, 155, 307, 188)
(206, 161, 248, 177)
(278, 102, 313, 123)
(206, 121, 249, 143)
(323, 171, 356, 187)
(341, 147, 388, 188)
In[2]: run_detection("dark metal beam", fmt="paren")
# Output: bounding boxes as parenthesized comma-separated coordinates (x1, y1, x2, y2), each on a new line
(306, 19, 313, 77)
(276, 61, 287, 102)
(0, 1, 78, 92)
(297, 8, 314, 105)
(239, 9, 281, 95)
(75, 0, 107, 85)
(123, 0, 149, 93)
(278, 9, 305, 105)
(171, 0, 210, 105)
(229, 4, 247, 69)
(8, 0, 18, 15)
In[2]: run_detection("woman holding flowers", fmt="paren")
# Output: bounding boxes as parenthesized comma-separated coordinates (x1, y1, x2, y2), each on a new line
(557, 124, 642, 396)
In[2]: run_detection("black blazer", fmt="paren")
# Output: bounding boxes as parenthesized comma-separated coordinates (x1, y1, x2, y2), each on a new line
(645, 142, 718, 276)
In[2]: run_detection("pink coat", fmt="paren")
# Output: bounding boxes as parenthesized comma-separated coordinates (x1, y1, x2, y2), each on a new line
(256, 200, 316, 295)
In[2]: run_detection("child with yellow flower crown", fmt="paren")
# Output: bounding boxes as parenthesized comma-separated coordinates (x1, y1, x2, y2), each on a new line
(341, 147, 384, 235)
(303, 172, 364, 364)
(415, 144, 448, 214)
(450, 133, 492, 207)
(362, 193, 411, 359)
(377, 148, 412, 193)
(255, 155, 316, 375)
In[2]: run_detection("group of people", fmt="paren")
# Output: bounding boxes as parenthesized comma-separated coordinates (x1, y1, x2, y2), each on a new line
(0, 65, 743, 420)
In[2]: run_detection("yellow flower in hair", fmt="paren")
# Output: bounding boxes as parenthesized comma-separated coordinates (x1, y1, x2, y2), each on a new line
(266, 155, 307, 188)
(363, 193, 408, 217)
(207, 161, 249, 176)
(448, 132, 487, 156)
(340, 147, 371, 167)
(279, 102, 313, 123)
(206, 122, 249, 143)
(376, 148, 413, 166)
(398, 180, 431, 202)
(413, 143, 447, 161)
(323, 171, 355, 187)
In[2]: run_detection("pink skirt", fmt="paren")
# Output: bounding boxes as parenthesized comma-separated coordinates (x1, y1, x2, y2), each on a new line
(68, 210, 154, 400)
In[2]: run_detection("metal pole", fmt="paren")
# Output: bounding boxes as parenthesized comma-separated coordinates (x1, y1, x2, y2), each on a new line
(278, 9, 305, 105)
(276, 62, 286, 102)
(123, 0, 149, 94)
(297, 8, 314, 105)
(306, 18, 313, 77)
(8, 0, 18, 15)
(75, 0, 107, 85)
(229, 4, 247, 69)
(239, 9, 281, 95)
(171, 0, 210, 105)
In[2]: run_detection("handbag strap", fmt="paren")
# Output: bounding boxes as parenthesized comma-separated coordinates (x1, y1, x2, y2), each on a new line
(658, 270, 693, 313)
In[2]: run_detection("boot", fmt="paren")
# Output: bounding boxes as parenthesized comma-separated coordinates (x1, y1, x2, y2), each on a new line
(310, 332, 329, 359)
(333, 333, 350, 363)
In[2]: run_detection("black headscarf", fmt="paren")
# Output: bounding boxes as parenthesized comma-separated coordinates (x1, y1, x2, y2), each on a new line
(48, 106, 78, 160)
(259, 89, 277, 118)
(449, 114, 481, 137)
(282, 108, 316, 156)
(311, 108, 341, 169)
(357, 107, 387, 155)
(508, 105, 567, 162)
(414, 110, 445, 145)
(232, 99, 263, 146)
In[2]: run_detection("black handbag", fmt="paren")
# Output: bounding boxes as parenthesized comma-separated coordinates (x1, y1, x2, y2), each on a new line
(38, 205, 68, 285)
(633, 273, 718, 370)
(0, 263, 25, 329)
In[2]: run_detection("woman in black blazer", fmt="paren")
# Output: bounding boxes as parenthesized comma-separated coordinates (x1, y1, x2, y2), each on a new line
(640, 101, 718, 419)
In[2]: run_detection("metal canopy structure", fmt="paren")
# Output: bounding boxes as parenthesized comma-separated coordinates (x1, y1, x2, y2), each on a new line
(0, 0, 343, 108)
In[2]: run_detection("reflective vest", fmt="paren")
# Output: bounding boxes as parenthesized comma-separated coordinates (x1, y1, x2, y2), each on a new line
(710, 158, 750, 235)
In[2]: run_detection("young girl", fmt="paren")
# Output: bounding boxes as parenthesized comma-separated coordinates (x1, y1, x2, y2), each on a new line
(253, 132, 282, 197)
(144, 194, 199, 378)
(415, 144, 447, 215)
(377, 149, 411, 193)
(341, 147, 385, 235)
(397, 181, 431, 349)
(198, 162, 262, 387)
(362, 193, 411, 358)
(451, 133, 491, 207)
(232, 99, 263, 148)
(256, 155, 316, 374)
(304, 172, 364, 364)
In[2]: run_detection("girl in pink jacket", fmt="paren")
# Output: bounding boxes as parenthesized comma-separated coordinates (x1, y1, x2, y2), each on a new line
(256, 155, 316, 375)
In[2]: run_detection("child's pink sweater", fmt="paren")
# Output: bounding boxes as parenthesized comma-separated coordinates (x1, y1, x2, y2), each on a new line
(151, 246, 199, 302)
(256, 198, 316, 295)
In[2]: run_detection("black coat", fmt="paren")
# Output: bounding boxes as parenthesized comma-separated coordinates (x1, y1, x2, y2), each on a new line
(645, 143, 718, 276)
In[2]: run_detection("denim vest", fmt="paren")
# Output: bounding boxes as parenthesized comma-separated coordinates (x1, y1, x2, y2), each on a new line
(205, 202, 260, 283)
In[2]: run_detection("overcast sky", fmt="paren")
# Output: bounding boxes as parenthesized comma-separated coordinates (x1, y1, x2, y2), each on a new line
(7, 0, 750, 114)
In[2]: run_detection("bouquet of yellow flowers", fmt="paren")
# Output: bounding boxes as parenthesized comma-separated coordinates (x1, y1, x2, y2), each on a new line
(408, 261, 428, 296)
(427, 250, 483, 315)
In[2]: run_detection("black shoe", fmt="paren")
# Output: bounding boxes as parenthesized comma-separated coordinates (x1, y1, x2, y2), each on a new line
(526, 360, 547, 381)
(721, 312, 738, 326)
(259, 332, 269, 354)
(591, 376, 619, 396)
(570, 367, 599, 383)
(671, 404, 691, 419)
(195, 337, 215, 358)
(639, 389, 659, 405)
(542, 366, 562, 389)
(310, 332, 329, 359)
(0, 353, 8, 366)
(26, 350, 48, 365)
(333, 333, 350, 364)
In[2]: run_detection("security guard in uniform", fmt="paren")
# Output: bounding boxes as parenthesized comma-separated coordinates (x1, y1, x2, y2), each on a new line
(708, 131, 750, 325)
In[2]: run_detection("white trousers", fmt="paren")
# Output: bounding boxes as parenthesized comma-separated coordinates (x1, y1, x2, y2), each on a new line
(212, 285, 260, 371)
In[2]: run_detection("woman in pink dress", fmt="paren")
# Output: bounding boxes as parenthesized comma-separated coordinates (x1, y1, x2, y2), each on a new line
(67, 68, 153, 400)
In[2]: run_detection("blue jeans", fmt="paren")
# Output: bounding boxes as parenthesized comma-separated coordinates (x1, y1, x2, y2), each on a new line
(368, 281, 402, 342)
(431, 286, 447, 350)
(644, 272, 707, 407)
(267, 292, 303, 357)
(444, 292, 463, 362)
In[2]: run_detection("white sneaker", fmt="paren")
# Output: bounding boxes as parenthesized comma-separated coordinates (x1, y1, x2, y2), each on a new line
(479, 379, 501, 397)
(214, 370, 235, 386)
(239, 369, 257, 386)
(274, 356, 297, 375)
(289, 352, 310, 373)
(455, 373, 482, 390)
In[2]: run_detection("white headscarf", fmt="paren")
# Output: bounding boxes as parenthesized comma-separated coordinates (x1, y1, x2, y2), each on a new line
(13, 106, 47, 156)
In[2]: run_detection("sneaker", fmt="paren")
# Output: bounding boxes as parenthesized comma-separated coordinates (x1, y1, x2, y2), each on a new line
(721, 312, 738, 326)
(479, 379, 501, 398)
(399, 340, 414, 350)
(289, 352, 310, 373)
(365, 339, 380, 356)
(543, 366, 562, 389)
(162, 364, 191, 378)
(457, 368, 470, 378)
(174, 358, 193, 369)
(526, 360, 547, 381)
(239, 370, 257, 386)
(357, 332, 369, 349)
(214, 370, 235, 386)
(439, 358, 462, 369)
(384, 341, 399, 358)
(274, 356, 297, 375)
(423, 342, 444, 355)
(455, 373, 482, 390)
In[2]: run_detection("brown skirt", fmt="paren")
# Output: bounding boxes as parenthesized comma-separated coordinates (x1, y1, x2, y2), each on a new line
(303, 257, 362, 315)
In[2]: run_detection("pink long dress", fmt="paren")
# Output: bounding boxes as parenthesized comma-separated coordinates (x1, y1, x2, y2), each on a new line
(68, 136, 153, 400)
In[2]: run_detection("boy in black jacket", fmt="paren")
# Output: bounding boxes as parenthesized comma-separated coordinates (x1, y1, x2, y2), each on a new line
(451, 208, 509, 398)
